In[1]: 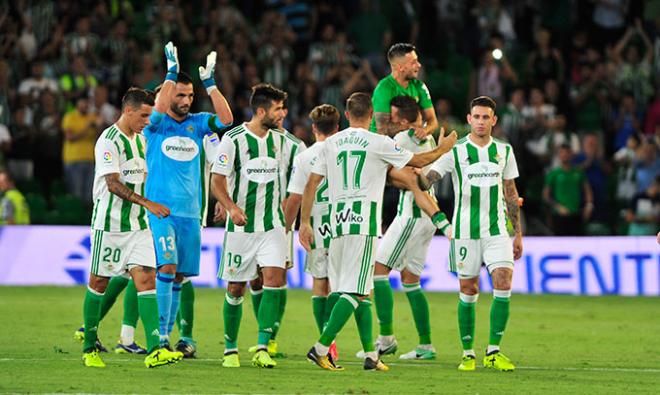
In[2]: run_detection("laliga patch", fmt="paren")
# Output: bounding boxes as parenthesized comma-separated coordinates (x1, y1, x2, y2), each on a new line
(218, 153, 229, 166)
(103, 151, 113, 163)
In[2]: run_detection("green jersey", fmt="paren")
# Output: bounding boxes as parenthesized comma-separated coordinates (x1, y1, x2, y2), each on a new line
(370, 75, 433, 132)
(211, 123, 293, 233)
(544, 166, 586, 214)
(430, 136, 519, 239)
(91, 124, 148, 232)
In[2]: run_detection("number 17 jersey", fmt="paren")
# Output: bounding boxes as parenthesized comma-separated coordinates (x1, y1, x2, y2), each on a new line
(312, 127, 413, 237)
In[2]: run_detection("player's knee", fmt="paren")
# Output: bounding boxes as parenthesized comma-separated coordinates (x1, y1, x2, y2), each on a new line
(400, 269, 420, 284)
(88, 274, 109, 293)
(262, 267, 286, 287)
(459, 279, 479, 295)
(227, 282, 247, 297)
(374, 262, 391, 275)
(250, 276, 263, 290)
(174, 273, 185, 283)
(158, 264, 176, 275)
(491, 268, 513, 290)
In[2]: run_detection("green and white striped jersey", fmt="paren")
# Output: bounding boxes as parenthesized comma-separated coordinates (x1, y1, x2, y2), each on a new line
(393, 129, 437, 219)
(288, 141, 331, 249)
(312, 127, 413, 237)
(429, 136, 518, 239)
(91, 124, 148, 232)
(277, 128, 307, 200)
(211, 123, 292, 233)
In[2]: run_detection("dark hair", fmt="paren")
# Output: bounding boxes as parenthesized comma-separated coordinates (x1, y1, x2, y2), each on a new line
(390, 95, 420, 123)
(387, 43, 416, 63)
(121, 87, 155, 110)
(309, 104, 340, 135)
(470, 96, 496, 112)
(558, 143, 572, 151)
(250, 83, 288, 112)
(177, 71, 193, 85)
(346, 92, 372, 119)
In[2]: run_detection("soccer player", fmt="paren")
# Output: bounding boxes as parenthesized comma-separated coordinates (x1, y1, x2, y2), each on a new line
(419, 96, 523, 372)
(144, 42, 232, 354)
(363, 95, 451, 360)
(301, 92, 457, 371)
(247, 102, 306, 357)
(211, 83, 293, 369)
(284, 104, 340, 358)
(81, 86, 183, 368)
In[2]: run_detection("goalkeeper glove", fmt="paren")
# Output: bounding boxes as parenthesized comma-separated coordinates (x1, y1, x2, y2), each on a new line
(164, 41, 179, 82)
(198, 51, 217, 94)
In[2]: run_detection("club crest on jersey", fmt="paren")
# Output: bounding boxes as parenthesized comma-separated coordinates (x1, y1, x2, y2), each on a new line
(103, 151, 112, 163)
(186, 125, 194, 133)
(394, 143, 403, 152)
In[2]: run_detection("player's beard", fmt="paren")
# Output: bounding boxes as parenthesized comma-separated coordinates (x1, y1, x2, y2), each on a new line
(262, 115, 280, 130)
(171, 103, 190, 117)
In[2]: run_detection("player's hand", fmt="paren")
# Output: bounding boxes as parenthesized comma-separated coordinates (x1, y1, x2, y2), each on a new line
(199, 51, 217, 90)
(228, 204, 247, 226)
(413, 125, 429, 139)
(146, 201, 171, 219)
(213, 201, 227, 223)
(555, 204, 570, 216)
(437, 128, 457, 152)
(164, 41, 179, 74)
(512, 233, 523, 260)
(444, 226, 453, 240)
(299, 223, 314, 252)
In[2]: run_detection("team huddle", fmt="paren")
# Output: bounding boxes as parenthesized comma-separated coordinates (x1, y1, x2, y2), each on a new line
(77, 41, 523, 373)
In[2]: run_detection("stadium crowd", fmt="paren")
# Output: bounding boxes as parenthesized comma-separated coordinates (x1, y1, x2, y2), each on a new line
(0, 0, 658, 235)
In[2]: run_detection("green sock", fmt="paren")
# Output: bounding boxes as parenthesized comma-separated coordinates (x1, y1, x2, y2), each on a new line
(178, 280, 195, 339)
(271, 288, 287, 340)
(489, 294, 510, 346)
(373, 276, 394, 336)
(137, 290, 160, 353)
(311, 296, 327, 334)
(98, 276, 129, 320)
(323, 292, 340, 328)
(354, 298, 374, 352)
(122, 280, 139, 327)
(458, 294, 477, 350)
(319, 294, 358, 347)
(83, 287, 104, 352)
(250, 288, 263, 320)
(404, 283, 431, 345)
(223, 293, 243, 351)
(257, 288, 280, 346)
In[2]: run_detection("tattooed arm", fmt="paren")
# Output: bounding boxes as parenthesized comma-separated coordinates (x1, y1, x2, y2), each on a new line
(104, 173, 170, 218)
(374, 112, 405, 137)
(503, 178, 523, 259)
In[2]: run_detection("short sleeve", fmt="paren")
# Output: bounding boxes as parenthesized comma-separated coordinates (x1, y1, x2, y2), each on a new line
(210, 134, 236, 176)
(378, 135, 414, 169)
(94, 138, 121, 177)
(311, 144, 328, 177)
(544, 169, 556, 187)
(195, 112, 227, 137)
(503, 145, 519, 180)
(204, 133, 221, 165)
(372, 82, 392, 114)
(418, 81, 433, 109)
(429, 150, 454, 177)
(287, 155, 308, 195)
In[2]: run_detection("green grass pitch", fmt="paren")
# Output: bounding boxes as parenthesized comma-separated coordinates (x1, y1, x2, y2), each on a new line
(1, 286, 659, 394)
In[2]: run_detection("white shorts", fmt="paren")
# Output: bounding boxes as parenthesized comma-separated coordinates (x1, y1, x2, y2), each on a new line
(305, 247, 329, 278)
(219, 228, 287, 282)
(376, 216, 435, 276)
(90, 229, 156, 277)
(449, 236, 514, 279)
(328, 235, 377, 295)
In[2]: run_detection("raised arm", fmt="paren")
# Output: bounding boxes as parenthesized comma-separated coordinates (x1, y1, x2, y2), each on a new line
(105, 174, 170, 218)
(199, 51, 233, 125)
(154, 42, 179, 114)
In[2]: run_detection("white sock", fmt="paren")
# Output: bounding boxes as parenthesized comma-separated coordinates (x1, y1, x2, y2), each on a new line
(463, 349, 476, 358)
(378, 335, 395, 344)
(487, 345, 500, 355)
(418, 344, 434, 351)
(365, 351, 378, 361)
(120, 325, 135, 345)
(314, 342, 329, 356)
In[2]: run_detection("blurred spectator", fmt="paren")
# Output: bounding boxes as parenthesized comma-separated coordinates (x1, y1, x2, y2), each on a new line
(0, 60, 11, 126)
(18, 61, 59, 105)
(644, 87, 660, 134)
(570, 60, 610, 132)
(61, 97, 99, 204)
(613, 133, 640, 203)
(591, 0, 629, 48)
(17, 16, 38, 61)
(472, 0, 516, 47)
(0, 170, 30, 225)
(473, 48, 518, 105)
(64, 17, 99, 60)
(132, 54, 161, 92)
(634, 138, 660, 193)
(625, 175, 660, 235)
(6, 105, 35, 181)
(612, 19, 654, 108)
(611, 92, 643, 151)
(33, 91, 62, 195)
(544, 79, 571, 121)
(434, 98, 462, 138)
(348, 0, 391, 73)
(527, 114, 580, 170)
(574, 133, 611, 229)
(308, 24, 342, 81)
(526, 28, 564, 86)
(499, 88, 525, 147)
(257, 31, 294, 89)
(521, 87, 555, 138)
(59, 56, 98, 110)
(0, 123, 10, 170)
(91, 85, 119, 129)
(543, 144, 594, 236)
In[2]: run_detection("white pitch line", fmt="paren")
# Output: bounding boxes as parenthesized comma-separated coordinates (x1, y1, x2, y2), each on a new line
(1, 358, 659, 373)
